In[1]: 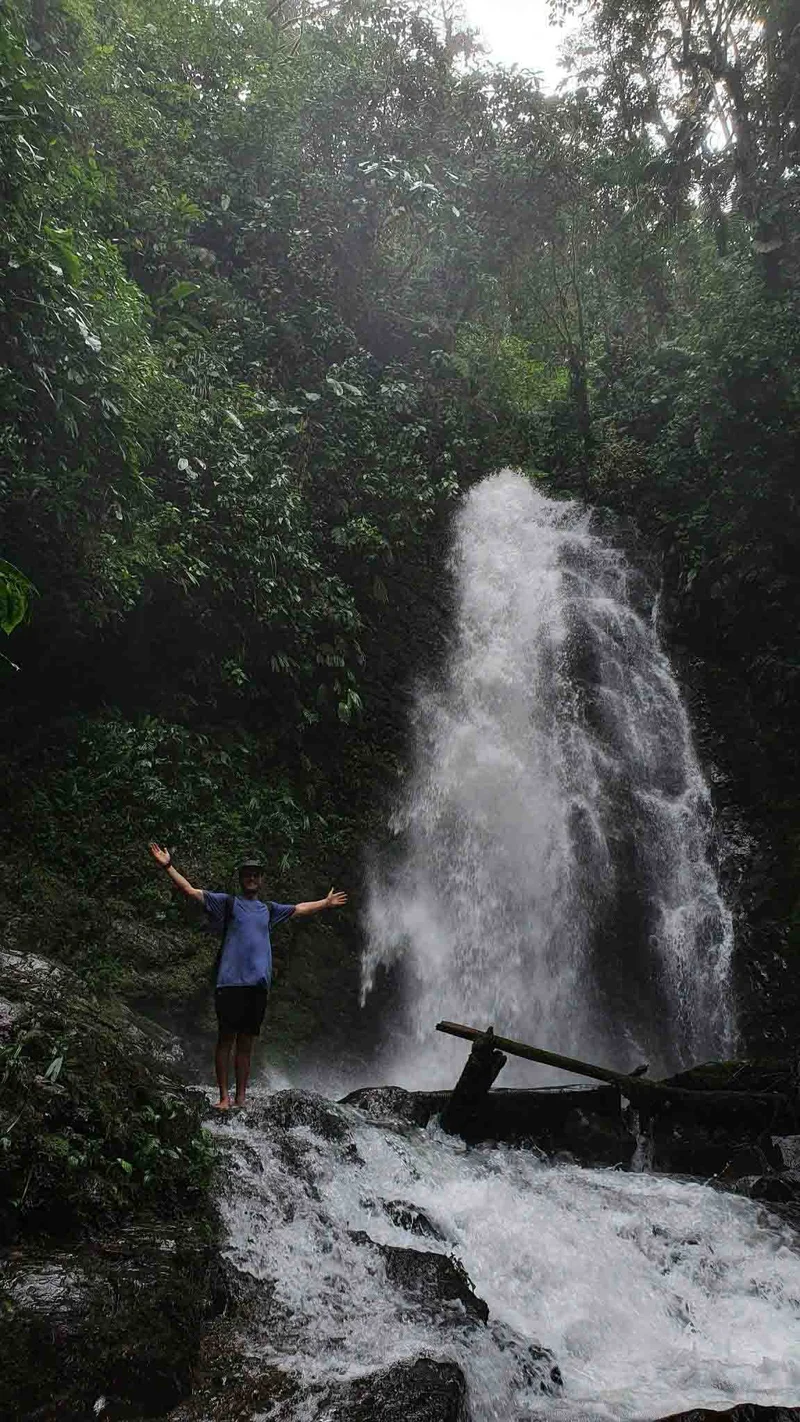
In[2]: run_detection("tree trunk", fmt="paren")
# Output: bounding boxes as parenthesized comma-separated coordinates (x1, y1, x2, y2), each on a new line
(440, 1028, 507, 1137)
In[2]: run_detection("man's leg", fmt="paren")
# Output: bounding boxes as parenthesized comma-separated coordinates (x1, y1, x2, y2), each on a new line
(234, 1033, 254, 1106)
(214, 1031, 235, 1109)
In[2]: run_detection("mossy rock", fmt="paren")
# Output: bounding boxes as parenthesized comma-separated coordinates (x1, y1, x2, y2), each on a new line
(662, 1058, 794, 1094)
(0, 950, 220, 1418)
(0, 950, 215, 1244)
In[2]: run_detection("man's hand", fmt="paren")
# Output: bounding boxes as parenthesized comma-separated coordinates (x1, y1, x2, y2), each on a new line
(148, 842, 204, 902)
(294, 887, 348, 917)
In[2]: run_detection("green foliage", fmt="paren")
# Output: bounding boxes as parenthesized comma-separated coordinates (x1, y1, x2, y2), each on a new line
(1, 0, 531, 727)
(560, 237, 800, 771)
(453, 328, 569, 414)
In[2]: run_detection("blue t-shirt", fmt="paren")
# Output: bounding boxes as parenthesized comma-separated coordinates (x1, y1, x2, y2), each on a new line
(204, 893, 295, 988)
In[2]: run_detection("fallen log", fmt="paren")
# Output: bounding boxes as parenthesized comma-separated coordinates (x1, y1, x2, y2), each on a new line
(435, 1021, 795, 1124)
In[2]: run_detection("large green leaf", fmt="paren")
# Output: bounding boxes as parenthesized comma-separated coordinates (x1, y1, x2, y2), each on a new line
(0, 560, 35, 636)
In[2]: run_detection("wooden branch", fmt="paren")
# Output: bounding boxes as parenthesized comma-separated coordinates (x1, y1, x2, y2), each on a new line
(435, 1021, 793, 1118)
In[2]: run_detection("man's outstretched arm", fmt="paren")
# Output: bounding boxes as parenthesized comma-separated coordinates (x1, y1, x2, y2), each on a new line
(293, 888, 347, 917)
(148, 841, 204, 903)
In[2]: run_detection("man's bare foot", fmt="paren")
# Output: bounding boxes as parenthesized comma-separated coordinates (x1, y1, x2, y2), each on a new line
(233, 1097, 246, 1108)
(212, 1097, 231, 1111)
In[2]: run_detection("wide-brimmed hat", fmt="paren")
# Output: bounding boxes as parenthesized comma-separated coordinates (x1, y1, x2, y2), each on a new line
(237, 856, 265, 873)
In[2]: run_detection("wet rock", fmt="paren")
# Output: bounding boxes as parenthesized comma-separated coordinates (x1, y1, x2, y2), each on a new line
(647, 1114, 782, 1178)
(242, 1087, 353, 1142)
(325, 1356, 470, 1422)
(207, 1253, 274, 1320)
(489, 1320, 563, 1396)
(733, 1172, 800, 1203)
(657, 1406, 800, 1422)
(1, 1224, 215, 1420)
(342, 1083, 642, 1167)
(0, 946, 72, 995)
(0, 991, 25, 1037)
(641, 1060, 800, 1178)
(173, 1354, 470, 1422)
(341, 1084, 445, 1126)
(166, 1356, 300, 1421)
(343, 1072, 800, 1180)
(359, 1195, 449, 1240)
(351, 1232, 489, 1325)
(234, 1089, 363, 1185)
(383, 1198, 448, 1240)
(0, 950, 216, 1419)
(772, 1135, 800, 1170)
(0, 947, 186, 1069)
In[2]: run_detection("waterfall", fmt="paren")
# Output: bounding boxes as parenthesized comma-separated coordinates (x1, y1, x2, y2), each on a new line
(204, 474, 794, 1422)
(362, 470, 734, 1086)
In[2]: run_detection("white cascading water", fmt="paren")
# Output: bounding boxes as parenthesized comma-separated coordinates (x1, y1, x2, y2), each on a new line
(362, 470, 735, 1085)
(210, 1089, 800, 1420)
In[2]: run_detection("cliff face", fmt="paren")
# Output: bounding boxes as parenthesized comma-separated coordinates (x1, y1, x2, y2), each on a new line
(657, 572, 800, 1058)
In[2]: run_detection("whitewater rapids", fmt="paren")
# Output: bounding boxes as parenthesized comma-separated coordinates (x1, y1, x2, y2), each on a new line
(212, 1091, 800, 1421)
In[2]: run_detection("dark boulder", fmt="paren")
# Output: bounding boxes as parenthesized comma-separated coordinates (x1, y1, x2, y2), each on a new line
(358, 1194, 449, 1241)
(560, 1100, 637, 1166)
(350, 1232, 489, 1325)
(166, 1357, 299, 1421)
(646, 1059, 798, 1177)
(733, 1172, 800, 1203)
(325, 1356, 470, 1422)
(647, 1113, 783, 1178)
(343, 1073, 800, 1180)
(773, 1135, 800, 1170)
(1, 1224, 215, 1420)
(342, 1083, 640, 1166)
(341, 1085, 445, 1126)
(488, 1319, 563, 1396)
(170, 1355, 469, 1422)
(657, 1406, 800, 1422)
(459, 1085, 636, 1161)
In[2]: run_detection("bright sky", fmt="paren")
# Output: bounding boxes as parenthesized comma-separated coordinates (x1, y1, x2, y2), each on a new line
(462, 0, 568, 89)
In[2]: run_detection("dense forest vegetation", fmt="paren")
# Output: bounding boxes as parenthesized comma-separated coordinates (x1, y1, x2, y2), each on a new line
(2, 0, 799, 1064)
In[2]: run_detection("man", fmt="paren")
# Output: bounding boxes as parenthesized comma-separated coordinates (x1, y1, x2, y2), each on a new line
(148, 843, 347, 1109)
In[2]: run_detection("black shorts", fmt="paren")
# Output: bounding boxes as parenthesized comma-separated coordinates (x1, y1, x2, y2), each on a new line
(214, 986, 269, 1036)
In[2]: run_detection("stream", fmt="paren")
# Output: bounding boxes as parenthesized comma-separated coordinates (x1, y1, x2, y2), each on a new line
(210, 1088, 800, 1420)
